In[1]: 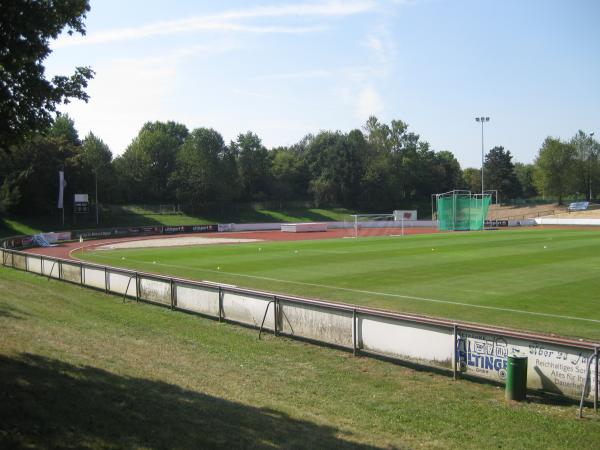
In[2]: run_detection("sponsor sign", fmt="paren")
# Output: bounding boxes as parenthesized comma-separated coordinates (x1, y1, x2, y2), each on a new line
(458, 331, 597, 398)
(484, 219, 509, 227)
(218, 223, 234, 232)
(185, 224, 218, 233)
(394, 210, 417, 221)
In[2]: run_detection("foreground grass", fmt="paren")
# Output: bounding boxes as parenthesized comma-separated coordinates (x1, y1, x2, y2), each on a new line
(0, 207, 355, 238)
(1, 267, 599, 449)
(81, 228, 600, 341)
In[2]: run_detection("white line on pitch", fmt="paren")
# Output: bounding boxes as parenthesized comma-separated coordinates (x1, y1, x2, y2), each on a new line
(88, 253, 600, 325)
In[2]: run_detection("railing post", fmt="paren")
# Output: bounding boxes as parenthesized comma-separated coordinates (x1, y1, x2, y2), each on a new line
(218, 287, 223, 322)
(352, 309, 357, 356)
(104, 267, 108, 293)
(273, 296, 278, 337)
(135, 272, 140, 302)
(58, 260, 62, 280)
(595, 346, 599, 413)
(170, 279, 175, 310)
(80, 262, 83, 285)
(452, 324, 458, 381)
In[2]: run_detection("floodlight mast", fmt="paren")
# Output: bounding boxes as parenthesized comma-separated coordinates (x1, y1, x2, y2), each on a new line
(475, 116, 490, 194)
(590, 132, 595, 200)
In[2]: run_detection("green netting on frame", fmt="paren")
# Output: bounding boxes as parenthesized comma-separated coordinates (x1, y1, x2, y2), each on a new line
(437, 194, 491, 231)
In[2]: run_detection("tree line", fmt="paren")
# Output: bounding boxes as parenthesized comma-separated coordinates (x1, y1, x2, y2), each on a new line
(1, 114, 598, 218)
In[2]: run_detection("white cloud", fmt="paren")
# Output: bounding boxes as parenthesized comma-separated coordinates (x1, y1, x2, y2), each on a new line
(58, 43, 238, 153)
(356, 85, 384, 120)
(54, 0, 376, 47)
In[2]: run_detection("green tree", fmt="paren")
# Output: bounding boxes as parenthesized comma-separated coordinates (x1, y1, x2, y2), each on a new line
(234, 132, 271, 201)
(484, 146, 522, 200)
(48, 114, 80, 146)
(0, 123, 83, 215)
(570, 130, 599, 201)
(114, 121, 188, 202)
(0, 0, 94, 151)
(534, 137, 577, 204)
(82, 133, 113, 209)
(170, 128, 238, 211)
(270, 147, 308, 203)
(514, 163, 537, 198)
(462, 168, 481, 193)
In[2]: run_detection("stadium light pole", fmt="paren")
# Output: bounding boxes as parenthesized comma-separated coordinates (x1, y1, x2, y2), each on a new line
(475, 116, 490, 194)
(590, 132, 595, 201)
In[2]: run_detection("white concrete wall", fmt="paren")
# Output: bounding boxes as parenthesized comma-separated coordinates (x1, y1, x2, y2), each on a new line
(12, 254, 26, 270)
(535, 218, 600, 226)
(278, 301, 353, 348)
(61, 262, 81, 284)
(83, 267, 105, 290)
(360, 316, 453, 365)
(26, 255, 42, 274)
(222, 292, 274, 329)
(139, 278, 171, 305)
(176, 283, 219, 316)
(108, 271, 135, 296)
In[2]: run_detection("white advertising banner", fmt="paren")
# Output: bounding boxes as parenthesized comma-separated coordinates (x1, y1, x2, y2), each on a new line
(458, 330, 597, 398)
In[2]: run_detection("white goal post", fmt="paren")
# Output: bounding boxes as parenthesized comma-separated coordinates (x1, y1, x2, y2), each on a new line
(349, 213, 405, 238)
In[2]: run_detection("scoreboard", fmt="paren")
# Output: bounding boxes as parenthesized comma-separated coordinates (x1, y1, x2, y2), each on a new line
(74, 194, 90, 214)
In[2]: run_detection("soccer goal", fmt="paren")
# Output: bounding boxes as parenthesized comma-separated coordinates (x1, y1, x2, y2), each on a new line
(346, 213, 406, 238)
(434, 190, 492, 231)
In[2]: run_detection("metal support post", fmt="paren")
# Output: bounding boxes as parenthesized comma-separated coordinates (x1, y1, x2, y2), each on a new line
(452, 324, 458, 381)
(218, 287, 223, 322)
(352, 309, 358, 356)
(273, 296, 278, 336)
(170, 279, 175, 310)
(595, 346, 599, 412)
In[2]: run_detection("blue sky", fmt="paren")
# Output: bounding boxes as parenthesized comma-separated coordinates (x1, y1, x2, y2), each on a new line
(46, 0, 600, 167)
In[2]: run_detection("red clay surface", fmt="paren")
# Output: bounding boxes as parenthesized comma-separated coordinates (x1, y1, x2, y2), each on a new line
(24, 227, 440, 260)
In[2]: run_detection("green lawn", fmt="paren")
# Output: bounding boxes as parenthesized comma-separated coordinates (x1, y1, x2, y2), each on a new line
(80, 228, 600, 341)
(0, 207, 355, 238)
(1, 267, 599, 448)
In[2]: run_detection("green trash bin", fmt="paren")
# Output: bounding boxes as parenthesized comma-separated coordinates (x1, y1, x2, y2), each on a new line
(506, 355, 528, 401)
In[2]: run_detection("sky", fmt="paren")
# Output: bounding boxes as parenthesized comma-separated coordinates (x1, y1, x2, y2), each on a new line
(46, 0, 600, 168)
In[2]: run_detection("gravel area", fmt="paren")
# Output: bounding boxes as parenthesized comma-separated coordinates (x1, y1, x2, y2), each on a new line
(96, 236, 261, 250)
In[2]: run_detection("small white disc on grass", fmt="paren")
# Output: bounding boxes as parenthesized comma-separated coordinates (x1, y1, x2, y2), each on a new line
(153, 261, 157, 264)
(544, 246, 547, 249)
(217, 266, 220, 270)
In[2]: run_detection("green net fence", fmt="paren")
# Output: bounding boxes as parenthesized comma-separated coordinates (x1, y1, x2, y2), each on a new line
(437, 194, 491, 231)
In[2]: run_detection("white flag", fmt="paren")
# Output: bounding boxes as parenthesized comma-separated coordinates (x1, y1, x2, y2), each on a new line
(57, 171, 67, 209)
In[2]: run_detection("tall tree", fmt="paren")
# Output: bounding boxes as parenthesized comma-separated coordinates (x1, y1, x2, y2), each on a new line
(570, 130, 599, 201)
(170, 128, 238, 211)
(514, 163, 537, 198)
(235, 132, 271, 201)
(115, 121, 188, 202)
(82, 132, 113, 206)
(0, 0, 94, 151)
(462, 168, 481, 193)
(483, 146, 522, 200)
(534, 137, 577, 204)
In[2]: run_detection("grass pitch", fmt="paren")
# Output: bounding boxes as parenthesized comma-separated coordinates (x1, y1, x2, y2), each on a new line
(80, 228, 600, 341)
(1, 267, 600, 448)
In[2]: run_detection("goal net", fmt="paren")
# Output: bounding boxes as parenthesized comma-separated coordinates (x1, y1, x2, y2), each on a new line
(344, 214, 405, 238)
(435, 190, 492, 231)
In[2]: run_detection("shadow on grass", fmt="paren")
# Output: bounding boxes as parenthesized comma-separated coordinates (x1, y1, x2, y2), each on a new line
(0, 304, 29, 320)
(0, 353, 383, 449)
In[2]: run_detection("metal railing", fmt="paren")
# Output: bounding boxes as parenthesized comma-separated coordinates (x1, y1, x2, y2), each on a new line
(1, 245, 599, 411)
